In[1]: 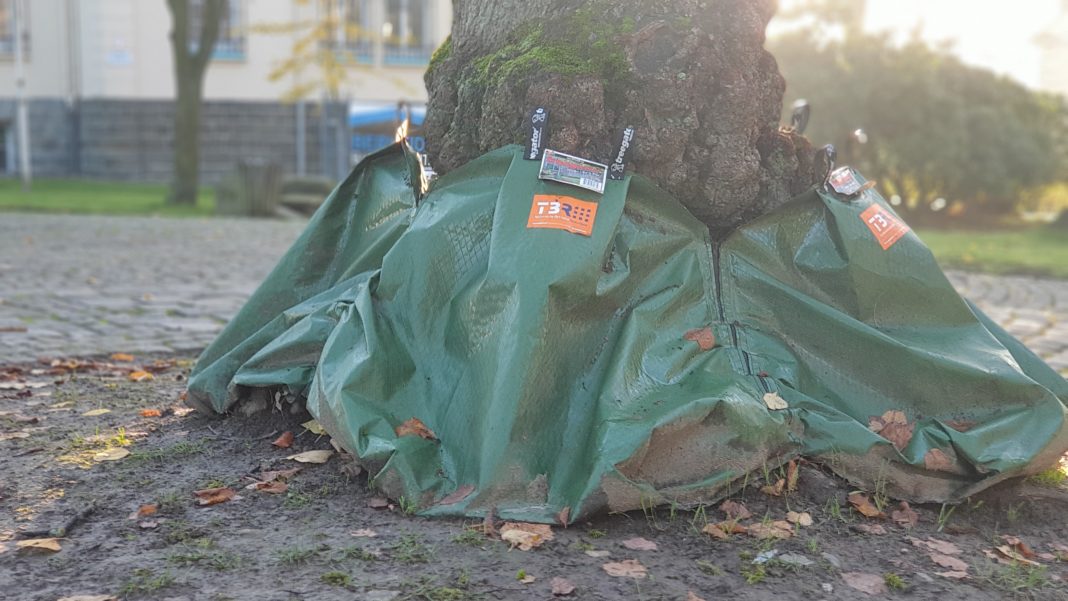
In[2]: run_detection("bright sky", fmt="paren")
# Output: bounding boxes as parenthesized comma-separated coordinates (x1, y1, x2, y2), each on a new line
(774, 0, 1065, 89)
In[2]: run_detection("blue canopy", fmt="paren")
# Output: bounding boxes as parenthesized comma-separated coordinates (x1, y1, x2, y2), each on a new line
(348, 103, 426, 129)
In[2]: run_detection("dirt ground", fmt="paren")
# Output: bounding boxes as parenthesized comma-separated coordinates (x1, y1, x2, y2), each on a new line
(3, 354, 1068, 601)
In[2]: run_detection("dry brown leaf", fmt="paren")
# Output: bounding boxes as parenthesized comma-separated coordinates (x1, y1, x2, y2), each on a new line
(551, 577, 576, 596)
(251, 481, 288, 494)
(435, 485, 475, 506)
(110, 353, 135, 362)
(936, 570, 969, 580)
(1001, 535, 1037, 559)
(557, 506, 571, 527)
(602, 559, 648, 579)
(367, 497, 390, 509)
(82, 409, 111, 417)
(880, 421, 914, 451)
(908, 536, 961, 555)
(621, 537, 658, 551)
(786, 511, 813, 527)
(351, 529, 378, 538)
(16, 537, 62, 553)
(924, 448, 954, 472)
(841, 572, 888, 595)
(995, 545, 1041, 566)
(93, 447, 130, 462)
(761, 479, 786, 497)
(686, 593, 706, 601)
(720, 500, 752, 520)
(853, 523, 887, 535)
(702, 524, 729, 540)
(193, 487, 236, 506)
(286, 450, 334, 464)
(847, 492, 884, 518)
(891, 501, 919, 527)
(762, 392, 788, 411)
(272, 431, 294, 448)
(395, 417, 436, 440)
(786, 459, 799, 492)
(930, 553, 969, 572)
(683, 327, 716, 351)
(747, 521, 794, 540)
(137, 503, 158, 518)
(500, 522, 554, 551)
(139, 408, 162, 418)
(128, 370, 154, 382)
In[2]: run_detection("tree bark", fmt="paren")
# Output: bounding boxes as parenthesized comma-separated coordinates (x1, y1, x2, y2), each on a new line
(425, 0, 817, 233)
(167, 0, 225, 205)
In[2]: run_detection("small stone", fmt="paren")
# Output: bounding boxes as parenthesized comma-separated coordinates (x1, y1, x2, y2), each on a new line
(915, 572, 935, 584)
(821, 583, 834, 593)
(821, 552, 842, 569)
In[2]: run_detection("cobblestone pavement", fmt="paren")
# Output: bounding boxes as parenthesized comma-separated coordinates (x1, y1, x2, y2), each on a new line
(1, 214, 1066, 376)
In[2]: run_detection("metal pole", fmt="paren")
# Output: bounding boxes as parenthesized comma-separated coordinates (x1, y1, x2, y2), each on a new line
(296, 100, 306, 176)
(13, 0, 32, 190)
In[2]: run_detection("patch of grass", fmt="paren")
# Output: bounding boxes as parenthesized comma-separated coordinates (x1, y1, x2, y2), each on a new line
(1026, 467, 1067, 488)
(741, 563, 766, 585)
(936, 503, 957, 532)
(915, 226, 1068, 279)
(320, 571, 352, 587)
(695, 559, 721, 576)
(162, 521, 205, 544)
(283, 489, 314, 509)
(390, 534, 434, 564)
(397, 495, 419, 515)
(128, 441, 205, 464)
(398, 576, 475, 601)
(982, 563, 1050, 595)
(158, 491, 185, 515)
(338, 545, 378, 561)
(0, 178, 214, 217)
(120, 568, 176, 596)
(884, 572, 906, 590)
(452, 527, 489, 548)
(587, 528, 607, 539)
(275, 546, 322, 565)
(806, 537, 820, 553)
(168, 548, 242, 571)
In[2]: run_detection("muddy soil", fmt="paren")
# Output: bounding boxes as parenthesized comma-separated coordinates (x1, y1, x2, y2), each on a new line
(2, 354, 1067, 601)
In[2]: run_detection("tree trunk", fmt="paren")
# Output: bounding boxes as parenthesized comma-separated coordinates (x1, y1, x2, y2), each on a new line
(425, 0, 818, 233)
(167, 0, 224, 205)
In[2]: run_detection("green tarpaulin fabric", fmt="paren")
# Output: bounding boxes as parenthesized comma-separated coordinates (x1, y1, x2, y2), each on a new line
(187, 143, 1068, 522)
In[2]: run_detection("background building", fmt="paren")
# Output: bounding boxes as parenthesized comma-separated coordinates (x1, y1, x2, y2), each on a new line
(0, 0, 451, 182)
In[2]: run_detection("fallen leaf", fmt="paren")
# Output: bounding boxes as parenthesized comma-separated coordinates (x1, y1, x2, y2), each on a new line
(137, 503, 158, 518)
(139, 408, 162, 418)
(500, 522, 554, 551)
(395, 417, 436, 440)
(880, 421, 914, 451)
(351, 529, 378, 538)
(557, 506, 571, 527)
(16, 537, 62, 553)
(786, 511, 813, 527)
(908, 536, 961, 555)
(994, 545, 1041, 567)
(762, 392, 788, 410)
(272, 431, 294, 448)
(930, 553, 969, 572)
(747, 521, 794, 540)
(720, 500, 751, 520)
(935, 570, 969, 580)
(786, 459, 799, 492)
(367, 497, 390, 509)
(193, 487, 236, 506)
(841, 572, 888, 595)
(621, 537, 658, 551)
(483, 506, 498, 536)
(110, 353, 135, 362)
(585, 549, 611, 557)
(847, 492, 884, 518)
(761, 478, 785, 497)
(852, 523, 887, 535)
(256, 467, 301, 482)
(436, 485, 475, 506)
(945, 419, 976, 432)
(517, 574, 536, 584)
(924, 448, 954, 471)
(286, 450, 334, 464)
(302, 419, 325, 435)
(701, 524, 729, 540)
(250, 481, 288, 494)
(891, 501, 919, 527)
(686, 593, 706, 601)
(128, 370, 154, 382)
(82, 409, 111, 417)
(683, 327, 716, 351)
(551, 576, 576, 596)
(1001, 535, 1037, 559)
(602, 559, 648, 579)
(93, 448, 130, 462)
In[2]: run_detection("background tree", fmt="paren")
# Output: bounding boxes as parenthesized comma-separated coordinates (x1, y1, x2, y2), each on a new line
(424, 0, 818, 233)
(166, 0, 225, 205)
(770, 2, 1068, 223)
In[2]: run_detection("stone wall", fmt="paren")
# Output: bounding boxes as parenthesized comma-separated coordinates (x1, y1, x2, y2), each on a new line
(2, 98, 349, 184)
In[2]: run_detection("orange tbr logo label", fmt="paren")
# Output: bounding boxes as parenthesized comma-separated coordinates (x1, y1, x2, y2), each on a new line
(860, 204, 910, 250)
(527, 194, 598, 236)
